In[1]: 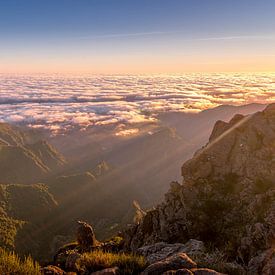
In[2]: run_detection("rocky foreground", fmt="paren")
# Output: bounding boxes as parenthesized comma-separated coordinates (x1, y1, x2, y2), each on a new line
(42, 104, 275, 274)
(43, 222, 225, 274)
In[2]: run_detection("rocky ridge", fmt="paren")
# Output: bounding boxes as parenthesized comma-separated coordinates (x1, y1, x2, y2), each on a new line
(123, 104, 275, 274)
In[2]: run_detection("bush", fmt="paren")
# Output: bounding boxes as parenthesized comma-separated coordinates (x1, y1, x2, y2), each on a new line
(76, 250, 148, 274)
(0, 248, 41, 275)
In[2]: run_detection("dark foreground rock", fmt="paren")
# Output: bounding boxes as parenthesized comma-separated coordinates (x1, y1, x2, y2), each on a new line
(77, 221, 99, 250)
(142, 252, 197, 275)
(41, 265, 65, 275)
(90, 267, 119, 274)
(137, 240, 205, 264)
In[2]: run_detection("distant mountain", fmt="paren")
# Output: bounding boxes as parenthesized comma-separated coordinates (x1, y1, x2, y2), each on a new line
(158, 103, 266, 147)
(0, 123, 66, 184)
(124, 103, 274, 274)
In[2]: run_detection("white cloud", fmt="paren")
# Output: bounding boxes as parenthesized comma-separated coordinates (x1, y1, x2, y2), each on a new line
(0, 73, 274, 132)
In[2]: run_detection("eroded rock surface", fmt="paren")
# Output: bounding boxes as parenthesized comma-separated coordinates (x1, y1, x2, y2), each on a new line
(123, 104, 275, 274)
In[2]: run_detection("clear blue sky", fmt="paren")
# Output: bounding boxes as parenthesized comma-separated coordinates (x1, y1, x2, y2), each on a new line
(1, 0, 275, 73)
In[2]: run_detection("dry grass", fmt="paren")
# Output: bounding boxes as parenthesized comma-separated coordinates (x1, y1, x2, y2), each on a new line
(0, 248, 41, 275)
(76, 250, 148, 274)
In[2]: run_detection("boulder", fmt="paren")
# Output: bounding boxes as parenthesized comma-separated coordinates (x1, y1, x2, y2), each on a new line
(137, 240, 205, 264)
(142, 252, 197, 275)
(90, 267, 119, 274)
(163, 269, 193, 274)
(41, 265, 65, 275)
(77, 221, 98, 249)
(191, 268, 224, 275)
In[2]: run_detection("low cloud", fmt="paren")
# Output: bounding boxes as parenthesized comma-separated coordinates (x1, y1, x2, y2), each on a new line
(0, 73, 274, 132)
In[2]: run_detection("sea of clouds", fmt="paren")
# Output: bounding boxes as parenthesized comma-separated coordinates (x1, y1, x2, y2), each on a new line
(0, 73, 274, 133)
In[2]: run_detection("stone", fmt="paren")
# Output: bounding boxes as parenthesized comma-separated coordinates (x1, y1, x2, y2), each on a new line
(90, 267, 119, 274)
(41, 265, 65, 275)
(191, 268, 224, 275)
(142, 252, 197, 275)
(77, 221, 97, 249)
(163, 269, 193, 275)
(137, 240, 205, 264)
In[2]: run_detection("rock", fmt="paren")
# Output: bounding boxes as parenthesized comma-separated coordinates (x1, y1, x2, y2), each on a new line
(123, 104, 275, 272)
(65, 252, 82, 271)
(191, 268, 224, 275)
(41, 265, 65, 275)
(90, 267, 119, 274)
(142, 252, 197, 275)
(77, 221, 98, 249)
(137, 240, 205, 264)
(163, 269, 193, 274)
(248, 248, 275, 275)
(222, 262, 246, 274)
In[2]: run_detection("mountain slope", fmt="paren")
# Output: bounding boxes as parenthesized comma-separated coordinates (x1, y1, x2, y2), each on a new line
(0, 123, 66, 184)
(124, 104, 275, 274)
(0, 183, 57, 256)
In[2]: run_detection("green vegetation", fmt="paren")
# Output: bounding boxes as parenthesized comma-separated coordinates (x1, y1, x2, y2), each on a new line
(76, 250, 148, 274)
(0, 248, 41, 275)
(0, 183, 58, 259)
(0, 214, 23, 250)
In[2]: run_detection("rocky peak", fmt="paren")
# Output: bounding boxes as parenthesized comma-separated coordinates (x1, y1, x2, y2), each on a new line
(123, 104, 275, 274)
(209, 114, 244, 142)
(182, 103, 275, 183)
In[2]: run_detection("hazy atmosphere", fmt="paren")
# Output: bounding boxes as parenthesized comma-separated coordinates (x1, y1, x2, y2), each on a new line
(0, 1, 274, 275)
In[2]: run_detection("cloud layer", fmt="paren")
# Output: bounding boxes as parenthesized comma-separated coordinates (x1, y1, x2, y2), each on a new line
(0, 73, 274, 133)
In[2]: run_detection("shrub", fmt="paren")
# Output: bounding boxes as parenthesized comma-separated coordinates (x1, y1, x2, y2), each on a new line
(0, 248, 41, 275)
(76, 250, 148, 274)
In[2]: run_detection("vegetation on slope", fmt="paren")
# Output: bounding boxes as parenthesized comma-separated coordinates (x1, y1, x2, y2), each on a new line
(0, 248, 41, 275)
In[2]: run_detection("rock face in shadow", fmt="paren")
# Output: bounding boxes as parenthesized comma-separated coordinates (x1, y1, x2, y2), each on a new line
(123, 104, 275, 274)
(76, 221, 98, 250)
(142, 252, 197, 275)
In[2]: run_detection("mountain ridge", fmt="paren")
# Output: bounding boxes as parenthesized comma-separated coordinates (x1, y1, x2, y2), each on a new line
(123, 103, 275, 274)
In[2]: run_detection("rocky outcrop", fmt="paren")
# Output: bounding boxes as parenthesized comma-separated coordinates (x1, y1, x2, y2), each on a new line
(182, 103, 275, 182)
(142, 252, 197, 275)
(76, 221, 98, 250)
(123, 104, 275, 274)
(137, 240, 205, 264)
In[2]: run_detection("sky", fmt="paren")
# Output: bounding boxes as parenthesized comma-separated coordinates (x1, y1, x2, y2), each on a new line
(1, 0, 275, 74)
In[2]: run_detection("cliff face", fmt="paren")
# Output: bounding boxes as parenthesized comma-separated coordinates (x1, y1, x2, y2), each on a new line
(123, 104, 275, 272)
(182, 104, 275, 183)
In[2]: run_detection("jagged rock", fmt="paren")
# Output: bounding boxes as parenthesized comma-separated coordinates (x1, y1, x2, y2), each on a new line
(123, 104, 275, 272)
(137, 240, 205, 264)
(142, 252, 197, 275)
(163, 269, 193, 275)
(182, 103, 275, 182)
(41, 265, 65, 275)
(190, 268, 224, 275)
(90, 267, 119, 274)
(77, 221, 98, 250)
